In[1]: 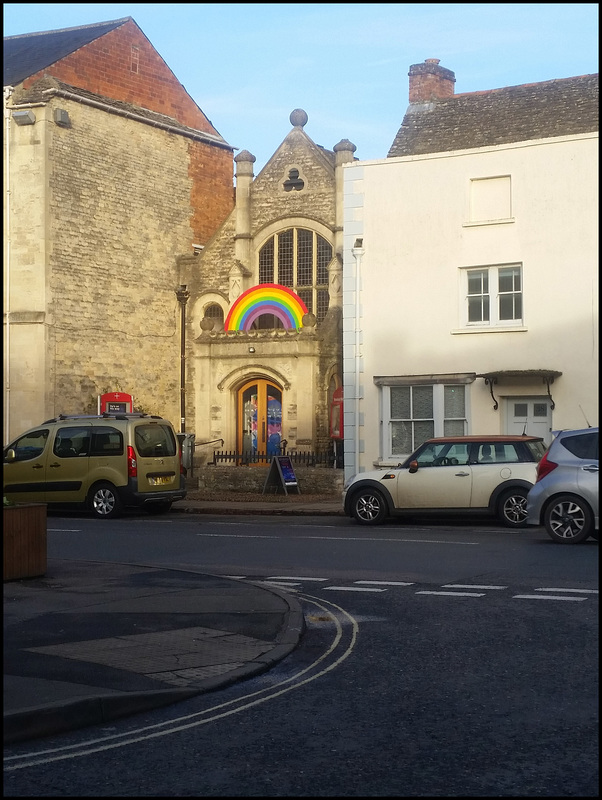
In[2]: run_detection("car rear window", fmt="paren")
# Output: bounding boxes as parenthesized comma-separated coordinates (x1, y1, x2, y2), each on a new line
(524, 440, 547, 461)
(135, 424, 177, 458)
(560, 432, 598, 460)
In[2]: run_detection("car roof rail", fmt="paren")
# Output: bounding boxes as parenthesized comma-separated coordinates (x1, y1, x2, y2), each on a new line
(41, 412, 165, 423)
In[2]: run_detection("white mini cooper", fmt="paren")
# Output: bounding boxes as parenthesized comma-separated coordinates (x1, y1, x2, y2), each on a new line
(343, 435, 546, 527)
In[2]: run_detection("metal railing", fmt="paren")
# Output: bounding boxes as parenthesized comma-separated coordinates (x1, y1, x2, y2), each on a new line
(211, 449, 335, 467)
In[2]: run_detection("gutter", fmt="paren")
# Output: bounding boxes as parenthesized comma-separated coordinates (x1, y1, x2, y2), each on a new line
(40, 87, 233, 150)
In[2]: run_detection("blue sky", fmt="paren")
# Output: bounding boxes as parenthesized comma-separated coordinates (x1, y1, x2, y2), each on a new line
(3, 3, 599, 172)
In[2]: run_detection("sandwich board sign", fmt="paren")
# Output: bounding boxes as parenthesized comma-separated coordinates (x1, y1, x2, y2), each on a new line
(263, 455, 300, 495)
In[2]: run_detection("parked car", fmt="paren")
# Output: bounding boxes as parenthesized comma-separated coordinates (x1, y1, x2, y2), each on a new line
(526, 427, 599, 544)
(3, 413, 186, 519)
(343, 435, 546, 527)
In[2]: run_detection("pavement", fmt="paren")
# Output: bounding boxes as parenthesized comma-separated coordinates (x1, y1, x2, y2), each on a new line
(3, 493, 342, 745)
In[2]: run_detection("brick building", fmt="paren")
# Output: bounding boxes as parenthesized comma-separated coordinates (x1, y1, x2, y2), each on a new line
(3, 18, 234, 440)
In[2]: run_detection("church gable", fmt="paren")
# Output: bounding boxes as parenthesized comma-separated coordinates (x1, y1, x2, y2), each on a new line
(250, 111, 337, 236)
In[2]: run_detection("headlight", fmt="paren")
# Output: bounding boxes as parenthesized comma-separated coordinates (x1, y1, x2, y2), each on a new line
(343, 475, 357, 491)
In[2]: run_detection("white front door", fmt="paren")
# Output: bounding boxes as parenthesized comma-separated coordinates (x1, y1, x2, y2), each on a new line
(505, 396, 552, 445)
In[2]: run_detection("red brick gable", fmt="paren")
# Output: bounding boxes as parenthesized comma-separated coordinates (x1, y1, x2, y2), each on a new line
(21, 18, 218, 136)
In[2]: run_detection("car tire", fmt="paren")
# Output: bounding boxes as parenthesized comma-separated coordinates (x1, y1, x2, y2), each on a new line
(543, 494, 594, 544)
(88, 482, 123, 519)
(497, 487, 529, 528)
(146, 501, 172, 515)
(350, 487, 388, 525)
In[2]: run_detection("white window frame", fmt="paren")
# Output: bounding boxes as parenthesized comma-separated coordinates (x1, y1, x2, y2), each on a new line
(461, 263, 523, 328)
(378, 381, 469, 463)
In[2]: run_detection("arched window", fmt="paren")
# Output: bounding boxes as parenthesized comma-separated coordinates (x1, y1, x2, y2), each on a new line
(258, 228, 332, 325)
(204, 303, 224, 328)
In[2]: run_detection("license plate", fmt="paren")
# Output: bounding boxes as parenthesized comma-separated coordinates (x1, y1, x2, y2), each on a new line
(149, 476, 172, 486)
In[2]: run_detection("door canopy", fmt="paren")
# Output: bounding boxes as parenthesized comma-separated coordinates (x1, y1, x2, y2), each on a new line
(224, 283, 308, 331)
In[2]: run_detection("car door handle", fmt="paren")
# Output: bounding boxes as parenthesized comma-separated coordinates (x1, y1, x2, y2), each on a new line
(455, 471, 470, 477)
(582, 465, 598, 472)
(31, 463, 44, 470)
(49, 462, 61, 468)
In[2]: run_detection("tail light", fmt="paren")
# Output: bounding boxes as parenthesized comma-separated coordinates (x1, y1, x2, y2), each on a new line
(127, 445, 137, 478)
(535, 451, 557, 482)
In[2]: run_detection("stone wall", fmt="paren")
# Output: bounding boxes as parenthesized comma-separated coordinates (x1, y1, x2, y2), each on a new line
(190, 463, 344, 496)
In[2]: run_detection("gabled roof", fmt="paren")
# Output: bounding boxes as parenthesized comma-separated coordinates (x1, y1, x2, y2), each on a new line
(3, 17, 131, 86)
(388, 74, 599, 158)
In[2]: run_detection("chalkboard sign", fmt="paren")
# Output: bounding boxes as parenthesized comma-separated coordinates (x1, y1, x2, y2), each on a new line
(263, 456, 300, 495)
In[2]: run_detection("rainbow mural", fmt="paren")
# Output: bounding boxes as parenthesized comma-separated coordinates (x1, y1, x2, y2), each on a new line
(224, 283, 309, 331)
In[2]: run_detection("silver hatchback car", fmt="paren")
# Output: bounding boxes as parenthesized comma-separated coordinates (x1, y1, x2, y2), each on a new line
(526, 427, 599, 544)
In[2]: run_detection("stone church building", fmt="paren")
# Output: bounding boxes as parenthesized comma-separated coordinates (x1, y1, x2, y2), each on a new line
(180, 108, 356, 466)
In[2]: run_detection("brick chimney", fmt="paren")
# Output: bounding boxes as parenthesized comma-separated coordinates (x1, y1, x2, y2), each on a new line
(408, 58, 456, 102)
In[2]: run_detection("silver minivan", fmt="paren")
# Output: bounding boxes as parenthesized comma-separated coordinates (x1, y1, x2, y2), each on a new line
(526, 427, 599, 543)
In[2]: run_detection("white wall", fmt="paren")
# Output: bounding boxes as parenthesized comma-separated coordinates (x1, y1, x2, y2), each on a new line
(342, 134, 598, 476)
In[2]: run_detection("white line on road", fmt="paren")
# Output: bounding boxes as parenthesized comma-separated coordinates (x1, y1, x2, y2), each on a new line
(355, 580, 415, 586)
(266, 576, 329, 581)
(415, 591, 485, 597)
(442, 584, 507, 590)
(323, 586, 387, 592)
(513, 595, 587, 601)
(534, 587, 598, 594)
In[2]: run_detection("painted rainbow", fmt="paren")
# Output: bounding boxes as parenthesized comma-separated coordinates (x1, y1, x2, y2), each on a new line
(224, 283, 309, 331)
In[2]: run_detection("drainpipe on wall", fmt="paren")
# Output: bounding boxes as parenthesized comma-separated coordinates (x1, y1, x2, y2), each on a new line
(3, 86, 13, 443)
(175, 285, 190, 433)
(351, 239, 365, 475)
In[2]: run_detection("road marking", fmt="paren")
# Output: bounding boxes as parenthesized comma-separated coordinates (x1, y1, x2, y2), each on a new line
(323, 586, 387, 592)
(266, 576, 329, 581)
(415, 590, 485, 597)
(442, 584, 507, 590)
(355, 580, 414, 586)
(534, 587, 598, 594)
(513, 595, 587, 601)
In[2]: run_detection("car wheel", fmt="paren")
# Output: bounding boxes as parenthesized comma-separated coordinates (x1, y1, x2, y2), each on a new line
(351, 487, 388, 525)
(543, 494, 593, 544)
(146, 501, 172, 515)
(497, 487, 529, 528)
(88, 482, 122, 519)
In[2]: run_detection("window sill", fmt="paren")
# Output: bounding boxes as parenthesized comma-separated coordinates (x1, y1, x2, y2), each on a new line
(451, 326, 527, 335)
(462, 218, 515, 227)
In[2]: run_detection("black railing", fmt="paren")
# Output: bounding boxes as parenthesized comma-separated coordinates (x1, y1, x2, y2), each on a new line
(211, 449, 335, 467)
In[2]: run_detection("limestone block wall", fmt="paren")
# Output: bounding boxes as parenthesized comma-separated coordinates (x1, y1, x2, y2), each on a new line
(46, 97, 195, 422)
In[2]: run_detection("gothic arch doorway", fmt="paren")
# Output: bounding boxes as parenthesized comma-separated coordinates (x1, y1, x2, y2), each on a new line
(238, 379, 283, 458)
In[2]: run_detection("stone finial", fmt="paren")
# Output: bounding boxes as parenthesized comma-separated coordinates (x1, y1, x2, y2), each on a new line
(234, 150, 256, 163)
(333, 139, 357, 153)
(290, 109, 308, 128)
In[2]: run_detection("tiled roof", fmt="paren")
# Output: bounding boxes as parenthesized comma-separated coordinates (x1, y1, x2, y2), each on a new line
(388, 74, 599, 158)
(3, 18, 131, 86)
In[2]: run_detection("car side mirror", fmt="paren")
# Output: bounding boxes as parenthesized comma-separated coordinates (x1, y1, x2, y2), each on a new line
(408, 460, 418, 474)
(4, 448, 16, 463)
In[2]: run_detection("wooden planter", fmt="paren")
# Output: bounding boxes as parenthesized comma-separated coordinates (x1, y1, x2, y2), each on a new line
(3, 503, 47, 581)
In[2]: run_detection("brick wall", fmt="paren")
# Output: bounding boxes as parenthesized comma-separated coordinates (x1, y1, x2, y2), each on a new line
(22, 19, 219, 135)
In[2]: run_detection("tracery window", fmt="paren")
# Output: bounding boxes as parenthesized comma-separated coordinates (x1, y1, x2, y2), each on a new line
(258, 228, 332, 325)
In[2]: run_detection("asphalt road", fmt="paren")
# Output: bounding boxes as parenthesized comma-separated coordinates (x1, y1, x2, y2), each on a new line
(4, 513, 598, 797)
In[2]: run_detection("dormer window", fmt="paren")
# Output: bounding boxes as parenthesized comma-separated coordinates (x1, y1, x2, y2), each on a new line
(283, 168, 304, 192)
